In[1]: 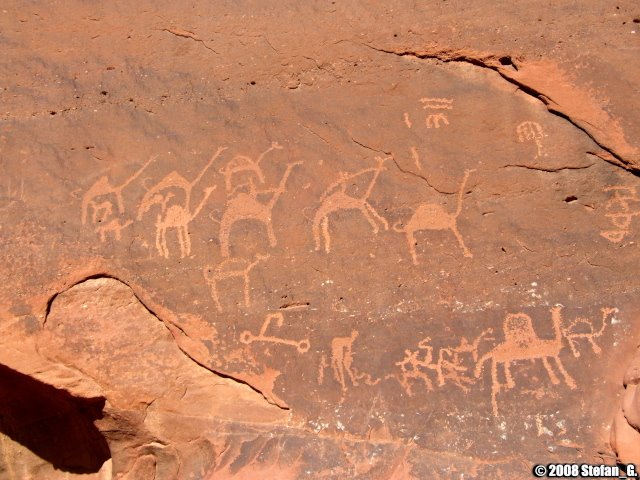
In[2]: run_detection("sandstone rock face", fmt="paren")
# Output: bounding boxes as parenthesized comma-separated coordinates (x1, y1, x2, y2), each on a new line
(1, 1, 639, 478)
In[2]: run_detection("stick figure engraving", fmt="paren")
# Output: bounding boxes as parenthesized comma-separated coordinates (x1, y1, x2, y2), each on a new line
(475, 307, 576, 417)
(137, 147, 226, 258)
(436, 329, 493, 392)
(516, 121, 547, 159)
(313, 156, 390, 253)
(561, 307, 617, 358)
(426, 113, 449, 129)
(219, 141, 283, 193)
(240, 312, 310, 353)
(215, 161, 302, 257)
(331, 330, 360, 392)
(203, 254, 269, 312)
(395, 337, 439, 396)
(81, 156, 155, 241)
(393, 169, 474, 264)
(600, 186, 640, 243)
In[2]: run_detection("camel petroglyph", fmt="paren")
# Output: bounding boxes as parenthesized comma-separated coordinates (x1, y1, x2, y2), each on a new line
(562, 307, 617, 358)
(475, 307, 576, 417)
(203, 254, 269, 311)
(138, 147, 226, 258)
(394, 169, 474, 264)
(215, 161, 302, 257)
(219, 141, 283, 193)
(313, 156, 390, 253)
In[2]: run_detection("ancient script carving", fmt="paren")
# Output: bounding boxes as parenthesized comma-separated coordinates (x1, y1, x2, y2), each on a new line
(516, 121, 546, 159)
(420, 97, 453, 129)
(600, 185, 640, 243)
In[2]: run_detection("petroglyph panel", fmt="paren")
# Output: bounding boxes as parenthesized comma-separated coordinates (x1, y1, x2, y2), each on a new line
(2, 44, 638, 479)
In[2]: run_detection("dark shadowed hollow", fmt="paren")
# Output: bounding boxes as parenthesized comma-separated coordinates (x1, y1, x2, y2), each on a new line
(0, 363, 110, 473)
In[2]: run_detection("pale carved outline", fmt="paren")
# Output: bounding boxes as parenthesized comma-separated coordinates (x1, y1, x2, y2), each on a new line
(240, 312, 310, 353)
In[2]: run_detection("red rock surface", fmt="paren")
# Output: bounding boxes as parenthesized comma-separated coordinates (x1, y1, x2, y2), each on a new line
(1, 1, 639, 478)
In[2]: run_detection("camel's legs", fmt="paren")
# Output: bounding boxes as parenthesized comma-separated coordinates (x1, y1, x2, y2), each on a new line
(491, 360, 500, 417)
(312, 216, 322, 251)
(365, 202, 389, 230)
(407, 231, 418, 265)
(266, 221, 277, 247)
(360, 205, 381, 234)
(322, 216, 331, 253)
(588, 337, 602, 355)
(504, 362, 515, 389)
(211, 282, 223, 312)
(542, 357, 560, 385)
(242, 273, 251, 307)
(451, 223, 472, 258)
(552, 357, 577, 389)
(182, 226, 191, 258)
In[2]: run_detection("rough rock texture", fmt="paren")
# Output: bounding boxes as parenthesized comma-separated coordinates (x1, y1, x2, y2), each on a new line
(1, 1, 640, 478)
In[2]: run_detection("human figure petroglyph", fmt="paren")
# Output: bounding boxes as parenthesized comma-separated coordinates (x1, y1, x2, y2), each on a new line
(393, 169, 475, 264)
(240, 312, 310, 353)
(331, 330, 360, 392)
(436, 329, 493, 392)
(516, 121, 547, 159)
(600, 186, 640, 242)
(313, 156, 390, 253)
(475, 307, 577, 417)
(81, 156, 154, 241)
(421, 97, 453, 129)
(203, 254, 269, 312)
(215, 161, 302, 257)
(562, 307, 617, 358)
(137, 147, 226, 258)
(396, 337, 439, 395)
(220, 141, 283, 193)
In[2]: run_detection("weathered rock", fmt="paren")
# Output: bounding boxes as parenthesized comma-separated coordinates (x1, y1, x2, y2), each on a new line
(1, 1, 639, 478)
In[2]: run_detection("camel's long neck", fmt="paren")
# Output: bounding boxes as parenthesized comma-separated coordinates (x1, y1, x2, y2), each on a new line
(551, 307, 564, 345)
(364, 167, 382, 200)
(193, 147, 226, 188)
(269, 163, 297, 208)
(455, 170, 471, 217)
(190, 190, 213, 220)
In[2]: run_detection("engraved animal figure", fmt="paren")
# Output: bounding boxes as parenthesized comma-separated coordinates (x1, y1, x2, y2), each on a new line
(393, 169, 474, 264)
(220, 141, 283, 193)
(436, 329, 493, 392)
(562, 307, 617, 358)
(81, 156, 154, 240)
(138, 147, 226, 258)
(474, 307, 576, 417)
(152, 186, 217, 258)
(516, 121, 546, 159)
(601, 186, 640, 243)
(216, 161, 302, 257)
(331, 330, 360, 392)
(240, 312, 310, 353)
(396, 337, 439, 396)
(313, 156, 390, 253)
(203, 254, 269, 311)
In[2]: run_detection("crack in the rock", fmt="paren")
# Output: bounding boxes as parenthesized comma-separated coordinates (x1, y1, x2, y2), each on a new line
(358, 42, 631, 171)
(43, 274, 288, 411)
(161, 28, 219, 54)
(501, 163, 595, 172)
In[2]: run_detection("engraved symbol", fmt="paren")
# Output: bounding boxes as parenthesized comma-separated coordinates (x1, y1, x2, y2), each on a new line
(516, 121, 547, 159)
(313, 156, 390, 253)
(395, 336, 439, 395)
(426, 113, 449, 129)
(215, 161, 302, 257)
(82, 156, 155, 242)
(410, 147, 422, 171)
(393, 169, 474, 264)
(328, 330, 380, 396)
(475, 307, 577, 417)
(436, 329, 494, 392)
(420, 97, 453, 129)
(203, 254, 269, 312)
(600, 186, 640, 243)
(240, 312, 310, 353)
(219, 141, 283, 193)
(403, 113, 412, 129)
(137, 147, 226, 258)
(562, 307, 617, 358)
